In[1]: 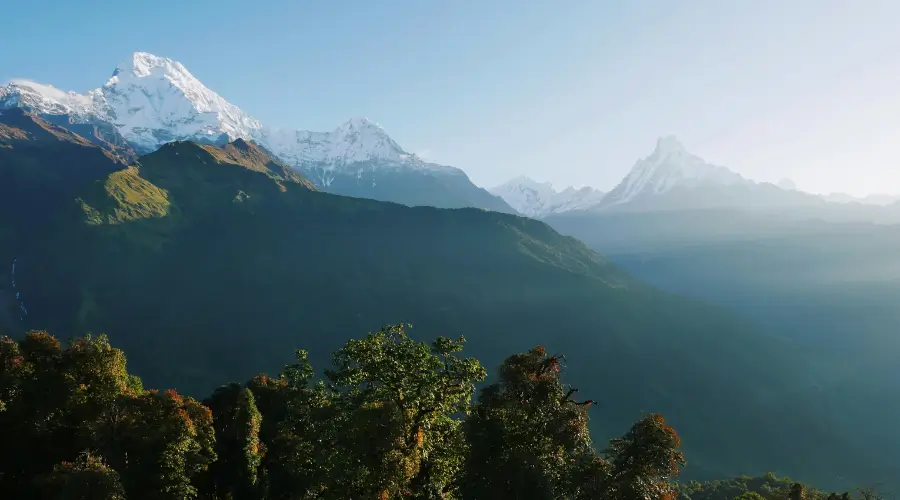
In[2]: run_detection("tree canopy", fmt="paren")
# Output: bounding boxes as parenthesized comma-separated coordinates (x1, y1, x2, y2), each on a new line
(0, 325, 879, 499)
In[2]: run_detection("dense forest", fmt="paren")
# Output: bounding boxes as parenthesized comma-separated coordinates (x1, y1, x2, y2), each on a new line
(0, 324, 883, 499)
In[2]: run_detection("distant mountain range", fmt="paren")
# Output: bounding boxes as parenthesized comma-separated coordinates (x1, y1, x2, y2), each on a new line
(492, 136, 900, 220)
(488, 176, 605, 217)
(0, 52, 513, 213)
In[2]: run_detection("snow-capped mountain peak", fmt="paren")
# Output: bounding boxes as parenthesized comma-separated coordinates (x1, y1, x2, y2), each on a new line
(654, 134, 687, 155)
(326, 116, 408, 163)
(99, 51, 262, 152)
(112, 52, 187, 79)
(0, 51, 518, 212)
(1, 52, 423, 167)
(490, 176, 605, 218)
(601, 135, 749, 207)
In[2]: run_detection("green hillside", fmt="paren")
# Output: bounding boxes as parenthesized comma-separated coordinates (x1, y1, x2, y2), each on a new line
(0, 109, 890, 489)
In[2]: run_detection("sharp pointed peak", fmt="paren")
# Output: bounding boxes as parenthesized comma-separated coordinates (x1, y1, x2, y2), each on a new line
(111, 51, 190, 79)
(335, 116, 384, 132)
(654, 135, 686, 155)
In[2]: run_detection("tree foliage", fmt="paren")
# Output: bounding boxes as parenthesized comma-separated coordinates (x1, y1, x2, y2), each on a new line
(0, 331, 214, 499)
(0, 325, 875, 499)
(36, 452, 126, 500)
(680, 473, 880, 500)
(205, 384, 265, 499)
(463, 346, 602, 499)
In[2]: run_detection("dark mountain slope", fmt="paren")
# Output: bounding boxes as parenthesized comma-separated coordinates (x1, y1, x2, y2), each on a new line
(0, 114, 888, 488)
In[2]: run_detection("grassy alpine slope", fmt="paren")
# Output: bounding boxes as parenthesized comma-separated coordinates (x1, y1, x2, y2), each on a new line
(0, 109, 890, 489)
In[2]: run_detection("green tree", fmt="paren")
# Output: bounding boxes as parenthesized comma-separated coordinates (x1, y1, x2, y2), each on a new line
(734, 492, 767, 500)
(604, 412, 686, 500)
(205, 384, 265, 499)
(462, 346, 603, 500)
(103, 389, 216, 500)
(0, 335, 27, 413)
(244, 350, 333, 499)
(789, 483, 806, 500)
(36, 452, 126, 500)
(323, 324, 485, 499)
(857, 486, 884, 500)
(0, 332, 134, 498)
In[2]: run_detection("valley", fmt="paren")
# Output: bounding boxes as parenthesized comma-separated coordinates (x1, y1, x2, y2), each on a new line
(544, 209, 900, 490)
(0, 108, 894, 491)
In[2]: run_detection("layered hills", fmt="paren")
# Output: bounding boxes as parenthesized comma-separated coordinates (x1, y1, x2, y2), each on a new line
(0, 109, 890, 488)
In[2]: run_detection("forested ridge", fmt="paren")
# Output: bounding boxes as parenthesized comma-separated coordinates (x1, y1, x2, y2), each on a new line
(0, 324, 883, 499)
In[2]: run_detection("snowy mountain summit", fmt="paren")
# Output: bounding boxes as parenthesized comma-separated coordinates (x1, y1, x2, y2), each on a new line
(257, 115, 447, 188)
(600, 135, 749, 208)
(595, 136, 823, 212)
(0, 52, 440, 167)
(0, 52, 262, 152)
(490, 176, 605, 218)
(101, 52, 263, 152)
(490, 136, 753, 217)
(0, 51, 514, 212)
(323, 116, 407, 163)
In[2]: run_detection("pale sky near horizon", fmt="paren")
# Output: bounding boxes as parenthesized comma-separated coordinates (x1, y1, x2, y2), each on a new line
(2, 0, 899, 196)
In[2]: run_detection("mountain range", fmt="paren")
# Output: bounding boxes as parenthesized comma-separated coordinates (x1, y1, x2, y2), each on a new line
(1, 107, 893, 489)
(7, 52, 897, 222)
(0, 52, 513, 213)
(493, 136, 900, 219)
(488, 176, 606, 217)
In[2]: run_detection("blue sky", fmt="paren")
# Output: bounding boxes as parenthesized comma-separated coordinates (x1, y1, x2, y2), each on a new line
(2, 0, 900, 195)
